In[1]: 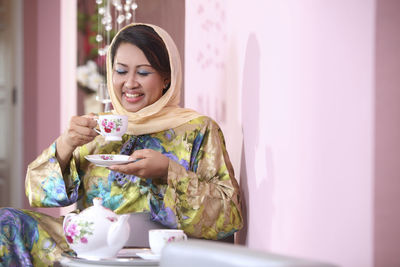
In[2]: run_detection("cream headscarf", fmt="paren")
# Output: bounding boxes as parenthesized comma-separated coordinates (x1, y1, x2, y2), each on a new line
(107, 23, 202, 135)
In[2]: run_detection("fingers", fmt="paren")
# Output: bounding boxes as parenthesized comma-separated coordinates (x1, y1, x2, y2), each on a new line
(64, 130, 95, 148)
(63, 115, 100, 148)
(129, 149, 153, 160)
(86, 112, 97, 118)
(69, 123, 97, 138)
(109, 159, 146, 176)
(71, 116, 98, 136)
(72, 115, 97, 128)
(109, 149, 169, 181)
(77, 124, 98, 137)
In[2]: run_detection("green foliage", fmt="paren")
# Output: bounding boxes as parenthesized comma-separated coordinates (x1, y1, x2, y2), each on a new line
(78, 3, 116, 61)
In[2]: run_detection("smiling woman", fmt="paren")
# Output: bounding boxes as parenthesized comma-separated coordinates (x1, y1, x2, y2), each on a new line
(0, 23, 243, 266)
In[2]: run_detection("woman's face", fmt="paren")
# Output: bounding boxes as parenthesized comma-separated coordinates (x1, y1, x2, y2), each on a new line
(112, 42, 166, 112)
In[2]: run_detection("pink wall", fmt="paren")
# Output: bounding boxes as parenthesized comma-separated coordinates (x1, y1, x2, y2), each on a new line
(24, 0, 61, 170)
(374, 0, 400, 266)
(185, 1, 379, 266)
(36, 0, 61, 153)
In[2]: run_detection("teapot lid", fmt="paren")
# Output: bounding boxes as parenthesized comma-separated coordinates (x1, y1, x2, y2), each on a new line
(80, 197, 116, 218)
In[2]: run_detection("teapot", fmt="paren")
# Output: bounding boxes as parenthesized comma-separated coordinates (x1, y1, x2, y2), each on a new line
(63, 197, 130, 259)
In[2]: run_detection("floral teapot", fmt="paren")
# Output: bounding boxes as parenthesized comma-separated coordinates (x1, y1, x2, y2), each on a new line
(63, 197, 130, 259)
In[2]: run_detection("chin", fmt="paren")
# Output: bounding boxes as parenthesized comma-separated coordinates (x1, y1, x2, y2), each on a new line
(122, 102, 143, 113)
(121, 96, 149, 112)
(124, 106, 141, 113)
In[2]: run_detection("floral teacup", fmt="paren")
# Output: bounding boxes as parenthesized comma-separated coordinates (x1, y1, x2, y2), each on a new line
(149, 229, 187, 255)
(95, 115, 128, 141)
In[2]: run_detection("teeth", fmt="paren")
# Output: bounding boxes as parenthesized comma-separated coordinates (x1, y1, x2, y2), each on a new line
(125, 93, 142, 98)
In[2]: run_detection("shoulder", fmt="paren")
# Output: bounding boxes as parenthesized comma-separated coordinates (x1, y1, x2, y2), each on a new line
(167, 115, 223, 138)
(187, 115, 220, 129)
(186, 116, 226, 141)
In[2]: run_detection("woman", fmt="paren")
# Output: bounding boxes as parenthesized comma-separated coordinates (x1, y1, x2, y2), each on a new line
(0, 23, 243, 266)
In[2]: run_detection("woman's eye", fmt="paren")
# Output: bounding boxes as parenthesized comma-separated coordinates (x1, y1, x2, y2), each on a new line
(137, 70, 151, 76)
(115, 68, 127, 74)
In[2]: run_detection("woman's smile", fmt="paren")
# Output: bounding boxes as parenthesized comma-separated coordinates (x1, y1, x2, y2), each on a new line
(123, 91, 145, 103)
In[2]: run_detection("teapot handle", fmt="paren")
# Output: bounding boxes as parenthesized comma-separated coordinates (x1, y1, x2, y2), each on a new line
(107, 214, 130, 247)
(182, 233, 188, 241)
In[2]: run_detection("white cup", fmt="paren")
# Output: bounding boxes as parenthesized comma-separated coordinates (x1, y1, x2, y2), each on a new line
(94, 115, 128, 141)
(149, 229, 187, 255)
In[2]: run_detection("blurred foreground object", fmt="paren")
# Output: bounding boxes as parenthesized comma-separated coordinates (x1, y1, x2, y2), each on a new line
(160, 239, 338, 267)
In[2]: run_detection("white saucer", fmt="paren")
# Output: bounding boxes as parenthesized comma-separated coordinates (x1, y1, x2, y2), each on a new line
(85, 154, 136, 167)
(117, 247, 151, 258)
(60, 248, 158, 266)
(136, 251, 160, 261)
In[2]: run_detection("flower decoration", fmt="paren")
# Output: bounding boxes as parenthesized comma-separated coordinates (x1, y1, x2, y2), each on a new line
(101, 118, 122, 133)
(77, 60, 105, 92)
(100, 155, 114, 160)
(64, 219, 94, 245)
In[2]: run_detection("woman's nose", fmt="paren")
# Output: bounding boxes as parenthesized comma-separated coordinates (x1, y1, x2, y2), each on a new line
(124, 74, 139, 89)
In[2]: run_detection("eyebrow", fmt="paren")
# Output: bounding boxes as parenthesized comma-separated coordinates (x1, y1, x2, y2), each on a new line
(115, 62, 152, 68)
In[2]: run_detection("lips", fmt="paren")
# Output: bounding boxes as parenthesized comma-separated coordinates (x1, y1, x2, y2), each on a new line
(123, 91, 144, 103)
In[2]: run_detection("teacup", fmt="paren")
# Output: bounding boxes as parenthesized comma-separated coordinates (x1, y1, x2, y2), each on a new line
(149, 229, 187, 255)
(94, 115, 128, 141)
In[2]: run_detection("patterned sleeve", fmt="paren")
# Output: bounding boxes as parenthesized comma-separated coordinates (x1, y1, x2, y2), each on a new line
(25, 139, 81, 207)
(164, 119, 243, 240)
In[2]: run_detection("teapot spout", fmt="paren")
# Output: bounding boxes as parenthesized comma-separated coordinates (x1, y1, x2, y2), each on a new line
(107, 214, 130, 248)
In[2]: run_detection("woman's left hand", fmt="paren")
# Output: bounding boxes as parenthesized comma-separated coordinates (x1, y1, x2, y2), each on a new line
(108, 149, 169, 181)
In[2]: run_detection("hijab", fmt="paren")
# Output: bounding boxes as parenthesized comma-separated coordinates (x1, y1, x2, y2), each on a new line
(106, 23, 202, 135)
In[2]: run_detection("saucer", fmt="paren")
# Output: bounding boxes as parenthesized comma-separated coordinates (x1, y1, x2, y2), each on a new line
(60, 248, 158, 266)
(85, 154, 136, 167)
(136, 251, 161, 261)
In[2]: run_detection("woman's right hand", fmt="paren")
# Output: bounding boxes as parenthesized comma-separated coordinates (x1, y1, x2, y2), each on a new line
(56, 114, 98, 172)
(60, 114, 99, 150)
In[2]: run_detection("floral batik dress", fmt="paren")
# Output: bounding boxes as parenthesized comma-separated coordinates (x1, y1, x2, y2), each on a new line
(0, 116, 243, 266)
